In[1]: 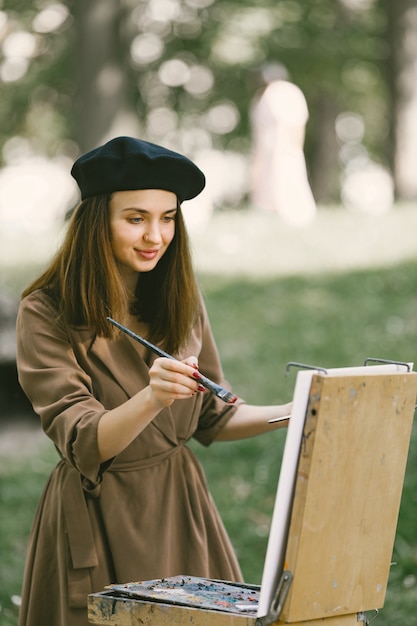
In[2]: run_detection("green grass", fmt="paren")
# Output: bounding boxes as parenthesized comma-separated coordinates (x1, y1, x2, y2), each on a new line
(1, 261, 417, 625)
(0, 443, 57, 625)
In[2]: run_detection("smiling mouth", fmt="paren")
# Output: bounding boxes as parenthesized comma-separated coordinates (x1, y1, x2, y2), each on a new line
(137, 249, 159, 259)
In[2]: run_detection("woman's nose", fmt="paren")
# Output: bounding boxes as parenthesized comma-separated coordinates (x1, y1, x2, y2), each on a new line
(144, 223, 162, 244)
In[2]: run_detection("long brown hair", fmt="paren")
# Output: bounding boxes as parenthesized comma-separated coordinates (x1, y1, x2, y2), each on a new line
(22, 195, 200, 354)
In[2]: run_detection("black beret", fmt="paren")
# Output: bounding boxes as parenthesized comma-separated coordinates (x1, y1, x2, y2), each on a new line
(71, 136, 206, 202)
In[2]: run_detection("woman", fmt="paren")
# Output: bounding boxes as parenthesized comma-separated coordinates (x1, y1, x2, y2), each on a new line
(16, 136, 291, 626)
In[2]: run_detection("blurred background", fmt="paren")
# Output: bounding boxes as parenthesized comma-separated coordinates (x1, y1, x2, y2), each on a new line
(0, 0, 416, 218)
(1, 0, 417, 384)
(1, 1, 417, 625)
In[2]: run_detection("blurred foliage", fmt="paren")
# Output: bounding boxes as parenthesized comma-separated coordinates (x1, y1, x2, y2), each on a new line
(1, 260, 417, 625)
(0, 0, 398, 201)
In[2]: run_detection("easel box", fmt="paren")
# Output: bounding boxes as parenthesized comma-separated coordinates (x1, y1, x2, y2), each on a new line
(281, 371, 417, 622)
(88, 366, 417, 626)
(88, 590, 363, 626)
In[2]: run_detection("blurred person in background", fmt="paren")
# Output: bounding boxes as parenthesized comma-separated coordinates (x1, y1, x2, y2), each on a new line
(251, 63, 317, 227)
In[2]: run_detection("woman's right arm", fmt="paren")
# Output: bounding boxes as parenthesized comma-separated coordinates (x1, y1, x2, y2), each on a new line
(96, 355, 202, 462)
(16, 293, 203, 474)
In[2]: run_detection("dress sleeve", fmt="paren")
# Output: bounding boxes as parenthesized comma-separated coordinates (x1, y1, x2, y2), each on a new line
(192, 297, 245, 446)
(16, 291, 108, 484)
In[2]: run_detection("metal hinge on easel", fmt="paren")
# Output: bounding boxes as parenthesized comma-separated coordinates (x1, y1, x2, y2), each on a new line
(357, 609, 379, 625)
(255, 570, 293, 626)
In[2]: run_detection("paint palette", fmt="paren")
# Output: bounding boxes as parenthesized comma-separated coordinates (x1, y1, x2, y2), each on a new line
(107, 575, 260, 614)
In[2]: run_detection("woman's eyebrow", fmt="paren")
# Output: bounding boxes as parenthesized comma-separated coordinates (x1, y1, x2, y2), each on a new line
(121, 207, 178, 214)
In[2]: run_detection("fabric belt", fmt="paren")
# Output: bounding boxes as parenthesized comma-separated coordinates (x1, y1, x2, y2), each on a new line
(62, 469, 99, 569)
(61, 445, 183, 606)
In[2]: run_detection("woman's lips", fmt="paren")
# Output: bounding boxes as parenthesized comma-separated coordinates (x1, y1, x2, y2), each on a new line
(136, 249, 159, 260)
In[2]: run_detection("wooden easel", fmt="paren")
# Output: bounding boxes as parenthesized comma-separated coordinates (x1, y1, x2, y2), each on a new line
(88, 364, 417, 626)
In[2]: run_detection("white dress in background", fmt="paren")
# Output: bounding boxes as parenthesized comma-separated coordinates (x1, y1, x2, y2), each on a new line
(251, 80, 317, 227)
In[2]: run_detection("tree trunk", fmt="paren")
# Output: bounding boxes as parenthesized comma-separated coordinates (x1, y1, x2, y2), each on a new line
(71, 0, 139, 152)
(307, 93, 340, 205)
(383, 0, 417, 200)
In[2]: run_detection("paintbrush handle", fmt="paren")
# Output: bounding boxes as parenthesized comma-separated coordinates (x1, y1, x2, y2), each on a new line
(106, 317, 237, 404)
(107, 317, 174, 359)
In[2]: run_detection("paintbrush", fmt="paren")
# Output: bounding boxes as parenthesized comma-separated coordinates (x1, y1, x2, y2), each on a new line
(268, 415, 291, 424)
(106, 317, 238, 404)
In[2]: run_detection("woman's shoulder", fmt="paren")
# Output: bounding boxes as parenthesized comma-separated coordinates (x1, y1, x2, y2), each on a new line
(19, 288, 59, 318)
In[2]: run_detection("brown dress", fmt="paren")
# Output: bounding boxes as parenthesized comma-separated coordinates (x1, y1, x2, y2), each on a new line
(16, 290, 243, 626)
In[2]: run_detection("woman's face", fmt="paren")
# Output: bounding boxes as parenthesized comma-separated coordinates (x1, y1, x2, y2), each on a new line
(109, 188, 177, 289)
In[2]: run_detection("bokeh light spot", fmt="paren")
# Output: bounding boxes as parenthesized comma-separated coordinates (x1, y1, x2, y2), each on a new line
(32, 3, 70, 34)
(130, 33, 164, 66)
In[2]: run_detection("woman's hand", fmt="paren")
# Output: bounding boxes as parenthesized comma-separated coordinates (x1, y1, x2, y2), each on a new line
(148, 356, 205, 408)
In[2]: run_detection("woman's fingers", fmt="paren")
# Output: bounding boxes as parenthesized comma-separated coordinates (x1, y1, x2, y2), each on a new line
(148, 357, 204, 405)
(183, 355, 199, 369)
